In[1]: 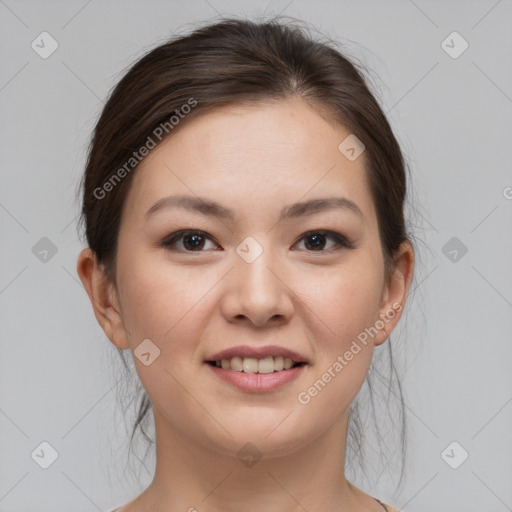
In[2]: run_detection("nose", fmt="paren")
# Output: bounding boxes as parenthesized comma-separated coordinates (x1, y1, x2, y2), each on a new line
(219, 247, 295, 328)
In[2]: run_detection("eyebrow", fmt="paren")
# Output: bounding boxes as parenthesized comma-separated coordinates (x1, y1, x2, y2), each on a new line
(145, 194, 365, 223)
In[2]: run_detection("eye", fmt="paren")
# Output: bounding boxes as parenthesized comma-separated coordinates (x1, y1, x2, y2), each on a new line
(161, 229, 354, 253)
(293, 230, 354, 253)
(161, 230, 219, 252)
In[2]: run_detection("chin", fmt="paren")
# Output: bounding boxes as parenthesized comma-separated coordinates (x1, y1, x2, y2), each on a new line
(196, 414, 313, 461)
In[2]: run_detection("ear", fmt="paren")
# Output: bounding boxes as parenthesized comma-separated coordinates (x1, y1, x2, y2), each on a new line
(76, 248, 130, 349)
(374, 241, 415, 346)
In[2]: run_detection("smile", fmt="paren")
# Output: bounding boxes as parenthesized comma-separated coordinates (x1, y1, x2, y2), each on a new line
(208, 356, 304, 373)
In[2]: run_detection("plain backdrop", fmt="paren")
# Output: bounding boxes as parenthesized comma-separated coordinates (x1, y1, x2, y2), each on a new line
(1, 1, 511, 511)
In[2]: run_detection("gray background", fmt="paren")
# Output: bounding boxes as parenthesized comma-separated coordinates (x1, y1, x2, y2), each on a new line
(1, 0, 511, 511)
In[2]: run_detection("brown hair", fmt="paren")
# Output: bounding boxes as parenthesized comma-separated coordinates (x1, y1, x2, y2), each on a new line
(79, 16, 415, 491)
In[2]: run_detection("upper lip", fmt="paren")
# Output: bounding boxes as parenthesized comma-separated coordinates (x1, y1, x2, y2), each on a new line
(207, 345, 308, 363)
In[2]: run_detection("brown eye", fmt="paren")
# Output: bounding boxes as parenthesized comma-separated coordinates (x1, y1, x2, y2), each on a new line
(161, 229, 354, 254)
(293, 230, 354, 252)
(161, 230, 219, 252)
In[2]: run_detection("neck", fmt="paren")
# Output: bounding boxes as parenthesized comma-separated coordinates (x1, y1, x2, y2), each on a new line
(130, 408, 371, 512)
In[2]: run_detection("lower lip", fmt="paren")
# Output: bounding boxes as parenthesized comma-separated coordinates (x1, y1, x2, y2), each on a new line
(206, 363, 306, 392)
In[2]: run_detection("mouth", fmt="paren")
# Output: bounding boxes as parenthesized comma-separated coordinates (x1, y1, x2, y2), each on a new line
(205, 345, 309, 392)
(206, 356, 306, 374)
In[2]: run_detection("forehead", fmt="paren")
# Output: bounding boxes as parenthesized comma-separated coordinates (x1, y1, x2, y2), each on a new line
(124, 97, 376, 226)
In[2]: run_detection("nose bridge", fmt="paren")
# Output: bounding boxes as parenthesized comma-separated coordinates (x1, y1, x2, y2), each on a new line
(222, 235, 294, 325)
(236, 235, 281, 299)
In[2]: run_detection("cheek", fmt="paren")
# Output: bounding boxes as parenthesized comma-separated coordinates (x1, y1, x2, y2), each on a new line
(114, 252, 214, 408)
(116, 247, 216, 352)
(294, 255, 384, 411)
(301, 257, 384, 345)
(295, 272, 380, 422)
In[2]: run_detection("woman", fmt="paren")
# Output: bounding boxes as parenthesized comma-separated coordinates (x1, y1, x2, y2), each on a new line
(77, 17, 415, 512)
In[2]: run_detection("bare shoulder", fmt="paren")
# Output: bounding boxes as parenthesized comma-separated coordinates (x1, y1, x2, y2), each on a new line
(379, 503, 402, 512)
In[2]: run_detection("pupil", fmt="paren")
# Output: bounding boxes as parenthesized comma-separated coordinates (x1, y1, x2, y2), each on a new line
(185, 234, 203, 250)
(306, 233, 325, 250)
(182, 233, 327, 251)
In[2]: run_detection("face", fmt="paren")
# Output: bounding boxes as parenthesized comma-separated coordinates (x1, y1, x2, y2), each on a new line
(82, 97, 411, 460)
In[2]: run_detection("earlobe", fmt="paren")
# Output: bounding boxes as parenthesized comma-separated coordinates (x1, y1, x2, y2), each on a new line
(375, 317, 389, 346)
(76, 248, 130, 349)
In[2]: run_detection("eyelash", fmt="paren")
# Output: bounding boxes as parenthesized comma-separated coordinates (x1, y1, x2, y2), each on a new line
(160, 229, 355, 254)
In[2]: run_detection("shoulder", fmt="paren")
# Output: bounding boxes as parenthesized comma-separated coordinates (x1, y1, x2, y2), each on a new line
(382, 504, 402, 512)
(107, 499, 133, 511)
(374, 498, 402, 512)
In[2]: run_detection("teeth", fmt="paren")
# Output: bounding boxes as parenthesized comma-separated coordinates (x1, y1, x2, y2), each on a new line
(258, 357, 274, 374)
(242, 357, 258, 373)
(214, 356, 299, 373)
(231, 357, 243, 372)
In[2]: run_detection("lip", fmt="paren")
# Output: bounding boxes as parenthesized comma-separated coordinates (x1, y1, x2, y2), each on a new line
(206, 363, 306, 392)
(207, 345, 308, 363)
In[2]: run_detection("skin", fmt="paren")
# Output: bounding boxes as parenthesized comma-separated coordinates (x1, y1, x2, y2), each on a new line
(77, 96, 414, 512)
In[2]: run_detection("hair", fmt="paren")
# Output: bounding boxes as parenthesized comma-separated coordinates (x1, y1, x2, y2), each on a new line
(79, 15, 418, 495)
